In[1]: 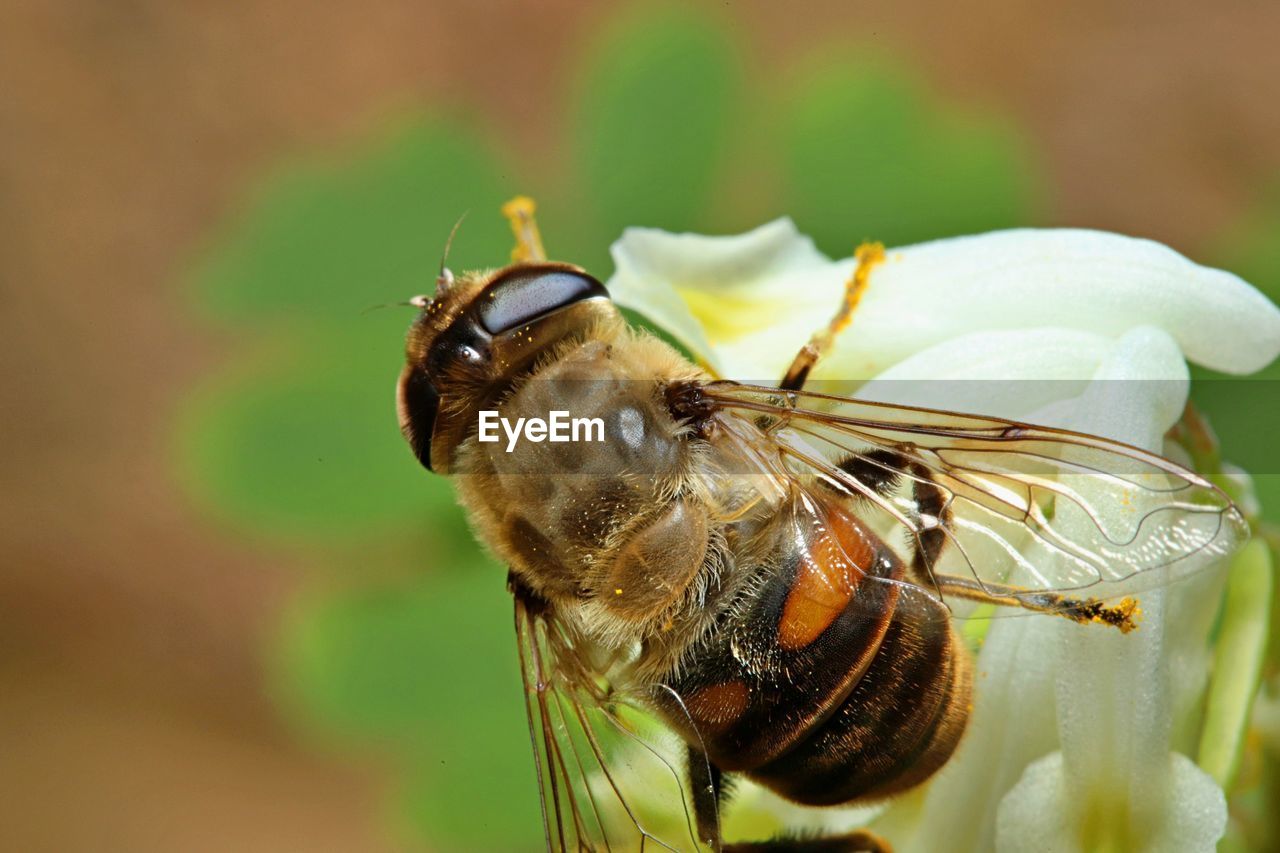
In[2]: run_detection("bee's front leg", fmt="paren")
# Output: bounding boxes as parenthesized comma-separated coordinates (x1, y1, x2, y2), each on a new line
(689, 745, 893, 853)
(688, 745, 725, 852)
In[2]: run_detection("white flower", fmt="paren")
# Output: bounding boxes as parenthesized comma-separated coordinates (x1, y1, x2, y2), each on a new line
(886, 327, 1228, 853)
(608, 218, 1279, 382)
(607, 219, 1280, 852)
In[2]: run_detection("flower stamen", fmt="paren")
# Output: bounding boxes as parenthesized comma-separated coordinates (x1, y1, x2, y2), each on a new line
(501, 195, 547, 263)
(781, 241, 885, 389)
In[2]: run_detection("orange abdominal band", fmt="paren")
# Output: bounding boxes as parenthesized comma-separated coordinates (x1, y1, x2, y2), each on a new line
(778, 511, 877, 651)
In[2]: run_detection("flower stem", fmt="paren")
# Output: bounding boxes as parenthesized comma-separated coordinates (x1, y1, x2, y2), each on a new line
(1197, 539, 1274, 789)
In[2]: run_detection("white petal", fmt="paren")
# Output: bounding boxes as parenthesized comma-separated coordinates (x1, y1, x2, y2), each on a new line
(856, 327, 1112, 419)
(1026, 325, 1189, 447)
(610, 217, 831, 290)
(993, 752, 1076, 853)
(995, 751, 1226, 853)
(993, 555, 1227, 853)
(607, 218, 842, 374)
(876, 326, 1211, 852)
(1015, 321, 1223, 851)
(819, 229, 1280, 378)
(1042, 332, 1186, 793)
(1055, 589, 1174, 821)
(714, 317, 828, 381)
(853, 325, 1187, 436)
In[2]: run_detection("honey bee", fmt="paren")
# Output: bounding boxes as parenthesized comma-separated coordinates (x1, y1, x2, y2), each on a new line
(396, 200, 1246, 852)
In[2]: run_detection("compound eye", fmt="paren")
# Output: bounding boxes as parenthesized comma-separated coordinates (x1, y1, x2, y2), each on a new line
(397, 366, 440, 471)
(476, 267, 608, 335)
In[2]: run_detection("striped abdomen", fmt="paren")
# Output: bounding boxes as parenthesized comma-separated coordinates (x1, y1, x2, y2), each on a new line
(654, 497, 972, 806)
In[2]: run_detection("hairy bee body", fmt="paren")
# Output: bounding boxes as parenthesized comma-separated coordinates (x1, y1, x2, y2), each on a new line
(452, 316, 721, 651)
(434, 303, 971, 807)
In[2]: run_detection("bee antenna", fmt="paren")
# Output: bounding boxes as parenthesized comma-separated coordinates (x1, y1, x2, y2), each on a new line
(437, 211, 468, 293)
(360, 298, 426, 315)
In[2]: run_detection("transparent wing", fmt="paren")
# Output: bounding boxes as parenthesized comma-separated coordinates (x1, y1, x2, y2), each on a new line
(700, 382, 1248, 614)
(514, 587, 705, 852)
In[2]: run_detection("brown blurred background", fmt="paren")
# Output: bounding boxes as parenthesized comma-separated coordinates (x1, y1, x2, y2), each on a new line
(2, 1, 1278, 850)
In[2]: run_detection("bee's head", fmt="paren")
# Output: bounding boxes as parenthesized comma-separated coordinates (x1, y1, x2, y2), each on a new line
(397, 262, 614, 474)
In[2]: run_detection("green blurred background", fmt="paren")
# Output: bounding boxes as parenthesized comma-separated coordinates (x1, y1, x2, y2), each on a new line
(3, 2, 1279, 850)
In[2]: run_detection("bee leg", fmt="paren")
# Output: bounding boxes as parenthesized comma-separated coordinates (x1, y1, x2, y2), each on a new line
(724, 828, 893, 852)
(886, 465, 1139, 632)
(688, 745, 726, 851)
(835, 450, 949, 594)
(931, 573, 1142, 634)
(687, 744, 893, 853)
(780, 242, 886, 391)
(903, 460, 948, 590)
(693, 762, 891, 852)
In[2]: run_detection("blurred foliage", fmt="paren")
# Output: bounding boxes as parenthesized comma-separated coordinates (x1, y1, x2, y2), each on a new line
(280, 568, 540, 848)
(781, 51, 1039, 250)
(181, 121, 514, 543)
(573, 3, 742, 250)
(174, 2, 1207, 849)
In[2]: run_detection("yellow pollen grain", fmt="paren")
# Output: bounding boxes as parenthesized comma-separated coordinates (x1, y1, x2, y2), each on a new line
(1118, 597, 1142, 631)
(1098, 596, 1141, 633)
